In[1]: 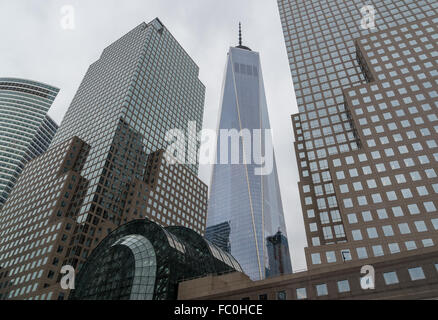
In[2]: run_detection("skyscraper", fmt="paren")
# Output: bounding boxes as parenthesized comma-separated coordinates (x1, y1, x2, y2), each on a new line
(0, 18, 206, 300)
(70, 219, 242, 300)
(0, 78, 59, 208)
(206, 26, 291, 281)
(277, 0, 438, 269)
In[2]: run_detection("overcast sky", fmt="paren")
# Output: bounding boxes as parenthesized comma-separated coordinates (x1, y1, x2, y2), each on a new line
(0, 0, 308, 271)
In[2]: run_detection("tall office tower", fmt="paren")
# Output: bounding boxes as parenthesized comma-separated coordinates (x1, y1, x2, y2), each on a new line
(266, 231, 292, 278)
(70, 219, 242, 300)
(277, 0, 438, 270)
(206, 27, 291, 281)
(0, 78, 59, 208)
(0, 18, 206, 300)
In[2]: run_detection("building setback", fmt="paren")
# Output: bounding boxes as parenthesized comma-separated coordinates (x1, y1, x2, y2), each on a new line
(0, 78, 59, 209)
(124, 149, 208, 236)
(0, 18, 206, 300)
(206, 30, 292, 281)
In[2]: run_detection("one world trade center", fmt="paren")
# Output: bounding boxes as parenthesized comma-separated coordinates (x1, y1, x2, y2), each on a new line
(206, 25, 292, 281)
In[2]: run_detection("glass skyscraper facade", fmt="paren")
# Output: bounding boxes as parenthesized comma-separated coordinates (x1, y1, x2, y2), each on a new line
(277, 0, 438, 269)
(0, 78, 58, 208)
(0, 18, 206, 300)
(206, 43, 291, 281)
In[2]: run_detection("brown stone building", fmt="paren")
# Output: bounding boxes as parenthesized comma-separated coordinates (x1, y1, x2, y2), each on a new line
(295, 13, 438, 272)
(277, 0, 438, 271)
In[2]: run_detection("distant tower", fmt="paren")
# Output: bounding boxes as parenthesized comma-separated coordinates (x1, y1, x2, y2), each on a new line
(0, 78, 58, 208)
(266, 231, 293, 278)
(206, 24, 292, 281)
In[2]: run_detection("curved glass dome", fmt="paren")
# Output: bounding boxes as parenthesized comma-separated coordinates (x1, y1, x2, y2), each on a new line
(206, 45, 292, 281)
(70, 219, 242, 300)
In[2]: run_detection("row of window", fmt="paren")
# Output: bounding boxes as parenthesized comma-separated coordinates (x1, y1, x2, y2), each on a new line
(243, 264, 437, 300)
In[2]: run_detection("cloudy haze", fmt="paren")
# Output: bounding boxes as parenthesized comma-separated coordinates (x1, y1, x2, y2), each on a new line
(0, 0, 307, 271)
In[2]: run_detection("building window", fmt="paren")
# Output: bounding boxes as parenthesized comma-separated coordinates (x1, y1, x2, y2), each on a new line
(341, 249, 352, 262)
(367, 227, 378, 239)
(316, 284, 328, 297)
(415, 221, 427, 233)
(259, 294, 268, 300)
(277, 291, 287, 300)
(348, 213, 358, 224)
(383, 272, 399, 285)
(352, 230, 363, 241)
(398, 223, 411, 234)
(388, 243, 400, 254)
(312, 253, 321, 265)
(322, 227, 333, 240)
(408, 267, 426, 281)
(422, 239, 434, 247)
(372, 245, 384, 257)
(405, 241, 417, 251)
(357, 247, 368, 259)
(296, 288, 307, 300)
(334, 225, 345, 238)
(337, 280, 350, 293)
(326, 251, 336, 263)
(382, 225, 394, 237)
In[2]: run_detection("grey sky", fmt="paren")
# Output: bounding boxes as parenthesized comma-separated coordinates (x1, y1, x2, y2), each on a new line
(0, 0, 307, 271)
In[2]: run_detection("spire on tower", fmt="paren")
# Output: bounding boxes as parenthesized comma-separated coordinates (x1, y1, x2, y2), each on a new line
(239, 22, 242, 47)
(236, 22, 251, 51)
